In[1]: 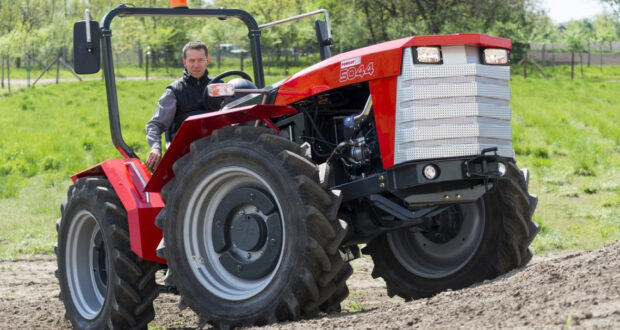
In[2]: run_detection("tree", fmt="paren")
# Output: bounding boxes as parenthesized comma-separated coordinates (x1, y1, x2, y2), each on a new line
(579, 19, 595, 66)
(594, 13, 616, 70)
(562, 21, 587, 80)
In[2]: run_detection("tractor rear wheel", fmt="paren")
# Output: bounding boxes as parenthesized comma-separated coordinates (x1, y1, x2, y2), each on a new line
(156, 126, 351, 328)
(56, 177, 159, 329)
(364, 162, 538, 300)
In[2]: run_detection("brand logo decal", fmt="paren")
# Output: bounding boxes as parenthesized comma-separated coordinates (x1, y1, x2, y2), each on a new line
(340, 57, 361, 69)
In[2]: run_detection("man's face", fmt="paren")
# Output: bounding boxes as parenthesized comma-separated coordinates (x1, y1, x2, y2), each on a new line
(182, 48, 209, 79)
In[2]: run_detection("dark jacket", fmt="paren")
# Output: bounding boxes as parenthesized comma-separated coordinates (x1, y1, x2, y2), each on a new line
(167, 69, 221, 136)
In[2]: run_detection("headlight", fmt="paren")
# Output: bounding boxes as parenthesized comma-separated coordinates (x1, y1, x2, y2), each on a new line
(414, 47, 442, 64)
(482, 48, 510, 65)
(207, 83, 235, 97)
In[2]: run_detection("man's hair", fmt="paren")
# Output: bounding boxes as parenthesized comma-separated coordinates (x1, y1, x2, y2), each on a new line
(182, 41, 208, 58)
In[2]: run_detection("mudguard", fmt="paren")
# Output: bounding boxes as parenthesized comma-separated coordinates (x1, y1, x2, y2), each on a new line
(71, 105, 296, 263)
(145, 104, 297, 192)
(71, 158, 166, 263)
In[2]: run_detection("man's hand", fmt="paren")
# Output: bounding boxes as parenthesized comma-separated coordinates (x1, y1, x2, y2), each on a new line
(146, 148, 162, 170)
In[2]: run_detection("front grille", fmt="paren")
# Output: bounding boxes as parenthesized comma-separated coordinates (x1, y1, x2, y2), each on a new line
(393, 47, 514, 165)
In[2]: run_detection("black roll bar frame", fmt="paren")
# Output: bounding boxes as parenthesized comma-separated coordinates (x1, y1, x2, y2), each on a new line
(99, 5, 265, 158)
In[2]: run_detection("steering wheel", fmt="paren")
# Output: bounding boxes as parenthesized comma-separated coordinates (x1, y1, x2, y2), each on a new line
(203, 70, 253, 110)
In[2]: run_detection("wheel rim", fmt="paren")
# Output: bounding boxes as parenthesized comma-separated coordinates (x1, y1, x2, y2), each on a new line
(387, 200, 485, 278)
(184, 166, 285, 301)
(65, 210, 107, 319)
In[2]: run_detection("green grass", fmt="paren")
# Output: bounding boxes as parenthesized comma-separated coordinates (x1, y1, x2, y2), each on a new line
(510, 65, 620, 253)
(0, 65, 618, 259)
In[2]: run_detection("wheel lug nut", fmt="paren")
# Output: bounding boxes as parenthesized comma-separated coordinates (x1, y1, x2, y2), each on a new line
(246, 253, 251, 259)
(270, 238, 277, 246)
(236, 265, 243, 273)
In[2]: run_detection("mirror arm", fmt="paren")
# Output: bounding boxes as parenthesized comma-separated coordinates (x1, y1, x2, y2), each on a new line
(84, 9, 94, 53)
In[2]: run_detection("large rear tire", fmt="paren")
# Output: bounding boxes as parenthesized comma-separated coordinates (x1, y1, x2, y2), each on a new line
(364, 162, 538, 300)
(156, 126, 352, 328)
(56, 177, 160, 329)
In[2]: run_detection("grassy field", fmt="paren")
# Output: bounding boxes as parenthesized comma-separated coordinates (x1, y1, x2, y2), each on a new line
(0, 65, 618, 259)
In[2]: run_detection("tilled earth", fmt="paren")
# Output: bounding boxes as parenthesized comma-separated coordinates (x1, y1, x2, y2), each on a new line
(1, 241, 618, 329)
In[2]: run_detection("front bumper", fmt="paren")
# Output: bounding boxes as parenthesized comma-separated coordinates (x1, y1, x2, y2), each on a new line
(334, 151, 509, 206)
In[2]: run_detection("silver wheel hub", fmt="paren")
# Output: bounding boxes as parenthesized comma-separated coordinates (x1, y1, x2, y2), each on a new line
(387, 200, 485, 278)
(183, 166, 285, 301)
(65, 210, 107, 319)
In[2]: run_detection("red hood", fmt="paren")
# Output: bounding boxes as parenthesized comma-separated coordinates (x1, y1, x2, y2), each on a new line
(274, 33, 511, 105)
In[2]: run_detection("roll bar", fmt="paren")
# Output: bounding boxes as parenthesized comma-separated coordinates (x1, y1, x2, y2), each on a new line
(99, 5, 265, 158)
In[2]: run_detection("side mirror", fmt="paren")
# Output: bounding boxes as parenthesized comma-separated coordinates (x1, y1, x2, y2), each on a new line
(73, 18, 101, 74)
(315, 19, 332, 60)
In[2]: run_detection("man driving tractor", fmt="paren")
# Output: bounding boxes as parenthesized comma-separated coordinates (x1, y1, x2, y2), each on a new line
(145, 41, 219, 169)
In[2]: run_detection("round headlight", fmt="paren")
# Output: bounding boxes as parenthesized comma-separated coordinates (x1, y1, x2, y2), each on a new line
(423, 165, 438, 180)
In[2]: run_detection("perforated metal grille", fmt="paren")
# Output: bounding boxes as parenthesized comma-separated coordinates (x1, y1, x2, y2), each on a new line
(393, 47, 514, 165)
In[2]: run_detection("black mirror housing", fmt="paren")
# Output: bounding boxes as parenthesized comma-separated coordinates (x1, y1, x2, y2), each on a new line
(73, 20, 101, 74)
(315, 19, 332, 61)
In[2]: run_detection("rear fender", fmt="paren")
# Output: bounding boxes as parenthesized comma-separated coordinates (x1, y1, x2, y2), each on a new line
(145, 104, 297, 192)
(71, 159, 166, 263)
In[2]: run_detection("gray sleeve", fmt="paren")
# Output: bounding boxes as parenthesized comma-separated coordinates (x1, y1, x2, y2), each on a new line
(145, 88, 177, 150)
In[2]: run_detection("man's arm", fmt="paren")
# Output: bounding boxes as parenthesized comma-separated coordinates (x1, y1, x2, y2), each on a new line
(145, 88, 176, 169)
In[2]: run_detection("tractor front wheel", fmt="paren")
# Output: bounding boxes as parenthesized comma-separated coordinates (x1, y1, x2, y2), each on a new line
(156, 127, 352, 328)
(364, 162, 538, 300)
(56, 177, 160, 329)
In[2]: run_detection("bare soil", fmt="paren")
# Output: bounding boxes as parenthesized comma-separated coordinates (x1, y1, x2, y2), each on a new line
(1, 241, 618, 329)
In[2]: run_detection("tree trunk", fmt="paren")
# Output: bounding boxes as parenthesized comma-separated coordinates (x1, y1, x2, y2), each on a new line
(600, 45, 603, 71)
(551, 42, 555, 68)
(284, 49, 289, 75)
(523, 51, 528, 79)
(138, 43, 143, 68)
(579, 53, 583, 77)
(7, 58, 10, 94)
(115, 53, 120, 76)
(26, 55, 31, 88)
(542, 44, 546, 66)
(146, 52, 149, 81)
(587, 41, 591, 67)
(217, 44, 221, 70)
(571, 52, 574, 80)
(1, 57, 4, 88)
(551, 44, 555, 68)
(56, 55, 61, 84)
(267, 50, 271, 75)
(164, 51, 169, 74)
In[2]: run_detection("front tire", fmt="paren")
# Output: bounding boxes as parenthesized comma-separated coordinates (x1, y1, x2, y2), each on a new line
(364, 162, 538, 300)
(56, 177, 159, 329)
(156, 127, 352, 328)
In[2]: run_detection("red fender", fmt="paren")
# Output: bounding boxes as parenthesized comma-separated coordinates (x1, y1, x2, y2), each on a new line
(71, 159, 166, 263)
(70, 104, 296, 263)
(144, 104, 297, 193)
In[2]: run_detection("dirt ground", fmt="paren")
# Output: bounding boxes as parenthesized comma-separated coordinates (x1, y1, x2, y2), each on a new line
(1, 241, 618, 329)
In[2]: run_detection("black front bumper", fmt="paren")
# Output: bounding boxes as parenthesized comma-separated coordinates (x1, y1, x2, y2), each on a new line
(333, 151, 511, 206)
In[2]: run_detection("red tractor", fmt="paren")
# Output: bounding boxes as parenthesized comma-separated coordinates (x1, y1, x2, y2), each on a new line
(57, 2, 538, 329)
